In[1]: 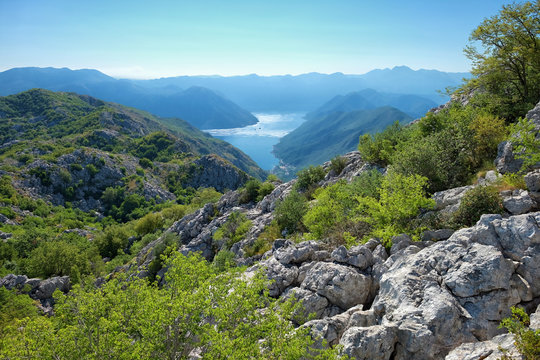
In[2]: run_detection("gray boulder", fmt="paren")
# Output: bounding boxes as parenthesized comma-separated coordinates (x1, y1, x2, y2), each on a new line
(301, 262, 372, 310)
(503, 190, 535, 215)
(340, 325, 398, 360)
(331, 245, 374, 270)
(444, 334, 521, 360)
(495, 141, 524, 174)
(432, 185, 474, 213)
(525, 169, 540, 192)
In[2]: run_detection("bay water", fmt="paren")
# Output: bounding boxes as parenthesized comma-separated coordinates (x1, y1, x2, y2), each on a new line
(205, 113, 306, 170)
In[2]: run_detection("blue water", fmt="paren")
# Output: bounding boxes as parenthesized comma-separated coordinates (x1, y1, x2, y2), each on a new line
(205, 113, 306, 170)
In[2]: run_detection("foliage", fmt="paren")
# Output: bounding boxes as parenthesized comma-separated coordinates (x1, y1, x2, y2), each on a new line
(274, 190, 308, 234)
(244, 221, 281, 257)
(25, 237, 102, 280)
(134, 212, 164, 236)
(452, 185, 503, 227)
(94, 224, 135, 258)
(0, 288, 39, 337)
(330, 156, 347, 175)
(464, 1, 540, 120)
(388, 105, 509, 192)
(357, 121, 406, 166)
(212, 249, 236, 271)
(355, 171, 435, 246)
(0, 253, 342, 359)
(239, 178, 261, 204)
(499, 306, 540, 360)
(509, 116, 540, 172)
(295, 165, 326, 193)
(257, 181, 275, 201)
(213, 211, 252, 249)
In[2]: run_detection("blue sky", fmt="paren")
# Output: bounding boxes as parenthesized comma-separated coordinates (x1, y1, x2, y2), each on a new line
(0, 0, 518, 78)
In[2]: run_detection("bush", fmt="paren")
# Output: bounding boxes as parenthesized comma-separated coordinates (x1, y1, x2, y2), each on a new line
(499, 307, 540, 360)
(85, 164, 98, 176)
(330, 156, 347, 175)
(509, 117, 540, 172)
(357, 121, 406, 166)
(452, 185, 503, 227)
(244, 221, 281, 257)
(213, 211, 252, 249)
(274, 191, 308, 234)
(239, 179, 261, 204)
(295, 165, 325, 193)
(134, 212, 164, 236)
(139, 157, 154, 169)
(94, 224, 135, 258)
(355, 171, 435, 246)
(212, 250, 236, 271)
(257, 181, 275, 201)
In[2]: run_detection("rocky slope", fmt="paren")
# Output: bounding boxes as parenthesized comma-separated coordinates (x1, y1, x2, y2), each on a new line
(128, 104, 540, 359)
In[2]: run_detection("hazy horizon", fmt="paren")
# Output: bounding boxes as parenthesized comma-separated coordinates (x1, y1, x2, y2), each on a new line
(0, 0, 517, 79)
(0, 64, 471, 81)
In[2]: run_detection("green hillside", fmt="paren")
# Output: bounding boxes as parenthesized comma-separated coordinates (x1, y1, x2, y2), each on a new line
(273, 106, 412, 169)
(0, 89, 266, 180)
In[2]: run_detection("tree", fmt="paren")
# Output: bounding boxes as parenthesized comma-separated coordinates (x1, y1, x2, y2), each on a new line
(464, 1, 540, 120)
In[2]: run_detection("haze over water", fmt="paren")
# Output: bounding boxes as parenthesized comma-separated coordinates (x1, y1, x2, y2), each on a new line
(205, 113, 306, 170)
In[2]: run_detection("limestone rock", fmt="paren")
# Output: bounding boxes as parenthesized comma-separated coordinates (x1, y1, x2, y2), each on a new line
(331, 245, 374, 270)
(525, 169, 540, 192)
(502, 190, 535, 215)
(301, 262, 372, 309)
(340, 325, 398, 360)
(444, 334, 520, 360)
(432, 185, 475, 212)
(495, 141, 524, 174)
(362, 212, 540, 359)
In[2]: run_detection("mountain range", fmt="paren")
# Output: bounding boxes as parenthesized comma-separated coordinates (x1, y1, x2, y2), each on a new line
(0, 67, 258, 130)
(0, 66, 468, 117)
(306, 88, 437, 120)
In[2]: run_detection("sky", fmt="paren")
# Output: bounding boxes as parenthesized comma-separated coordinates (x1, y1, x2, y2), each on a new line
(0, 0, 520, 79)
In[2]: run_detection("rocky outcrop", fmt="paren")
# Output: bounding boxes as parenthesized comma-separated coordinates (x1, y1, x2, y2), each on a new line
(0, 274, 71, 313)
(182, 154, 249, 192)
(334, 212, 540, 359)
(495, 100, 540, 174)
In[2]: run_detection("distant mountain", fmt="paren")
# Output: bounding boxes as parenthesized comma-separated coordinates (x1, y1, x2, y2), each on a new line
(273, 107, 413, 170)
(135, 66, 468, 112)
(0, 67, 257, 130)
(306, 89, 437, 119)
(0, 89, 266, 180)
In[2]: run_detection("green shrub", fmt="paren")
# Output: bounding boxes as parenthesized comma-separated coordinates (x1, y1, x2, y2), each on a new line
(355, 171, 435, 246)
(85, 164, 98, 176)
(358, 121, 406, 166)
(212, 250, 236, 271)
(330, 156, 347, 175)
(213, 211, 252, 249)
(499, 307, 540, 360)
(139, 157, 153, 169)
(70, 163, 83, 171)
(59, 168, 72, 184)
(244, 221, 281, 257)
(94, 224, 135, 258)
(134, 212, 164, 236)
(257, 181, 275, 201)
(452, 185, 503, 227)
(295, 165, 325, 193)
(510, 117, 540, 172)
(275, 190, 308, 234)
(239, 179, 261, 204)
